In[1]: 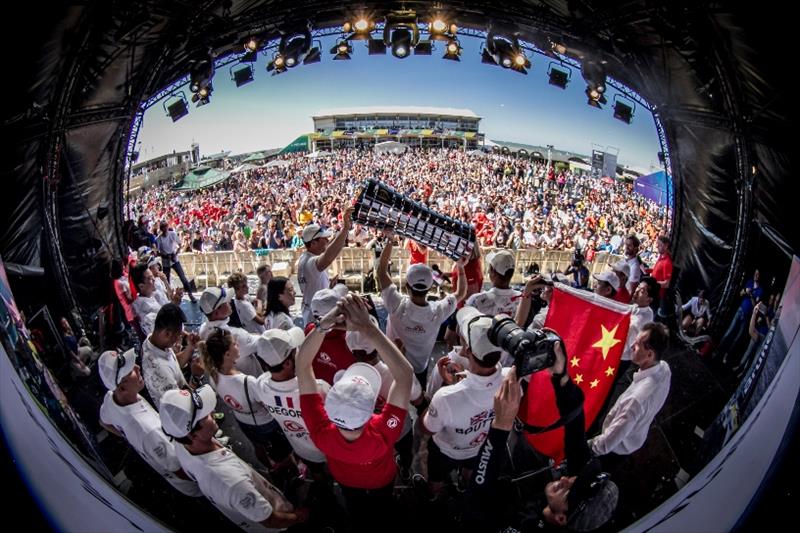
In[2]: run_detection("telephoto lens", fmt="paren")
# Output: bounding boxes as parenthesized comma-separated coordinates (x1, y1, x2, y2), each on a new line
(488, 316, 561, 377)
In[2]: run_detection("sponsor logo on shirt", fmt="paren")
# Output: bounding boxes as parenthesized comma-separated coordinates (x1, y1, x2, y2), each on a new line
(274, 396, 295, 409)
(405, 325, 426, 334)
(474, 438, 494, 485)
(267, 404, 302, 418)
(224, 394, 243, 410)
(387, 414, 400, 429)
(428, 405, 438, 418)
(455, 409, 496, 436)
(240, 493, 256, 509)
(283, 420, 305, 432)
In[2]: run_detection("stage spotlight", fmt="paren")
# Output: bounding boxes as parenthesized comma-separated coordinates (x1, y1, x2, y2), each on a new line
(547, 63, 570, 89)
(268, 27, 321, 74)
(191, 83, 212, 106)
(443, 38, 462, 60)
(354, 19, 370, 32)
(164, 93, 189, 122)
(231, 64, 254, 87)
(368, 38, 387, 55)
(331, 40, 353, 60)
(346, 18, 374, 40)
(432, 19, 447, 33)
(241, 37, 260, 62)
(392, 28, 412, 57)
(414, 40, 432, 55)
(482, 33, 530, 74)
(581, 59, 607, 96)
(613, 98, 635, 124)
(383, 10, 421, 59)
(267, 53, 287, 74)
(189, 52, 214, 93)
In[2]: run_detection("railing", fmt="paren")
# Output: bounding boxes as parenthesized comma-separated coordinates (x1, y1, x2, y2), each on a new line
(177, 248, 623, 290)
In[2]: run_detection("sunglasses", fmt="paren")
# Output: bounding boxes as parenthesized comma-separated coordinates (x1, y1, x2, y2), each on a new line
(187, 388, 204, 433)
(211, 286, 227, 310)
(114, 352, 128, 386)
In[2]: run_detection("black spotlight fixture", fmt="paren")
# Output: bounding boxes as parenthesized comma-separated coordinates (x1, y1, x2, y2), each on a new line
(191, 83, 212, 107)
(585, 87, 607, 108)
(429, 16, 457, 41)
(268, 26, 321, 74)
(163, 93, 189, 122)
(383, 10, 421, 59)
(481, 32, 531, 74)
(189, 51, 214, 93)
(230, 64, 254, 87)
(242, 36, 261, 62)
(443, 38, 462, 61)
(581, 59, 607, 98)
(613, 97, 635, 124)
(547, 63, 570, 89)
(331, 39, 353, 60)
(344, 17, 375, 40)
(368, 37, 387, 55)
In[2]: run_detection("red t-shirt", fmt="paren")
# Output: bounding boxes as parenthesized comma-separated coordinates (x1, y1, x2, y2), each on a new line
(300, 393, 406, 489)
(651, 253, 673, 298)
(405, 240, 428, 265)
(614, 286, 631, 304)
(304, 325, 356, 385)
(451, 257, 484, 308)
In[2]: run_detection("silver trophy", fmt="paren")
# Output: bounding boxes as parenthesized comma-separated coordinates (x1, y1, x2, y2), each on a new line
(352, 179, 475, 260)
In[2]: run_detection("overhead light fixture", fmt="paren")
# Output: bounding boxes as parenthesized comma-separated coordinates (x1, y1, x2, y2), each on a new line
(191, 83, 212, 107)
(414, 40, 433, 55)
(443, 38, 462, 61)
(164, 93, 189, 122)
(368, 38, 387, 55)
(481, 32, 531, 74)
(547, 63, 570, 89)
(431, 19, 447, 33)
(613, 97, 635, 124)
(346, 18, 374, 40)
(267, 26, 321, 75)
(331, 39, 353, 60)
(241, 36, 262, 63)
(581, 59, 607, 97)
(230, 64, 254, 87)
(189, 52, 214, 93)
(383, 10, 420, 59)
(585, 87, 607, 108)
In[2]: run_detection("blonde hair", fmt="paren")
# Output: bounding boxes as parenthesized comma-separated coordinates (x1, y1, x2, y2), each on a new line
(198, 328, 234, 384)
(227, 272, 248, 290)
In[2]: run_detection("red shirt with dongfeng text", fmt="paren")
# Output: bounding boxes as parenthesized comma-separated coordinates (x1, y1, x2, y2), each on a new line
(300, 393, 406, 489)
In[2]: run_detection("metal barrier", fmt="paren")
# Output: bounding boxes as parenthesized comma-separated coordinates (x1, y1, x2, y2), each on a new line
(177, 247, 622, 290)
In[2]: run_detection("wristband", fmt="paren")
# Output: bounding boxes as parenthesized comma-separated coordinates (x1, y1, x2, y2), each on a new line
(314, 320, 332, 333)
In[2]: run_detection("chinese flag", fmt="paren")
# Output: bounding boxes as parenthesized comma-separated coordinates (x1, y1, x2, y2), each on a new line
(518, 284, 631, 463)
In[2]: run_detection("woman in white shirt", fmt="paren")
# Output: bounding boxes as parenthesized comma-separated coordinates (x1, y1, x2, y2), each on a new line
(199, 328, 294, 472)
(264, 277, 297, 331)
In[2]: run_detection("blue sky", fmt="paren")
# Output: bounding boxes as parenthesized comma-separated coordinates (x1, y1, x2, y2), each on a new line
(138, 35, 662, 169)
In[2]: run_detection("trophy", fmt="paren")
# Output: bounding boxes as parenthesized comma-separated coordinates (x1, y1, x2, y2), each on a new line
(352, 178, 475, 260)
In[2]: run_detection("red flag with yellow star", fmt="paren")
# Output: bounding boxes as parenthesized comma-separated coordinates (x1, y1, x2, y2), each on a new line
(518, 283, 631, 463)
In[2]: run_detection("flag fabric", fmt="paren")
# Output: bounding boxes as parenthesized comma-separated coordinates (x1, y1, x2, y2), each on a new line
(518, 283, 632, 463)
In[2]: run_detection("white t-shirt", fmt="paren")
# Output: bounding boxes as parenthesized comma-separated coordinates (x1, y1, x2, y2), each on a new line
(298, 251, 328, 325)
(382, 284, 457, 373)
(175, 445, 292, 531)
(621, 305, 654, 362)
(625, 256, 643, 293)
(214, 373, 273, 426)
(466, 287, 521, 318)
(153, 278, 170, 306)
(99, 393, 200, 497)
(254, 376, 329, 463)
(199, 319, 264, 378)
(424, 365, 510, 460)
(132, 295, 161, 336)
(528, 306, 549, 331)
(142, 338, 187, 411)
(265, 311, 294, 331)
(373, 361, 422, 439)
(235, 298, 266, 335)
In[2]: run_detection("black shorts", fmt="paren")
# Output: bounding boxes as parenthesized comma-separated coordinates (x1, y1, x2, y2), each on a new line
(427, 437, 479, 483)
(238, 419, 293, 462)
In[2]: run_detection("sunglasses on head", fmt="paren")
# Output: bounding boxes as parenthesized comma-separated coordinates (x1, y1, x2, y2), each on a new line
(187, 388, 204, 433)
(114, 352, 128, 386)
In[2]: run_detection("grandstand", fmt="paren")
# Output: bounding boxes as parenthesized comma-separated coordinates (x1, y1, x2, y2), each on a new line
(309, 105, 485, 151)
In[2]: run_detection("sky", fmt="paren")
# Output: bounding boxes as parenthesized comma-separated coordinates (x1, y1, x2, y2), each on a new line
(138, 34, 662, 170)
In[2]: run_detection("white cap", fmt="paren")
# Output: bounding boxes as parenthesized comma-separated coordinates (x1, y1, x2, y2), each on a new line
(199, 286, 233, 315)
(311, 285, 348, 319)
(593, 271, 621, 291)
(302, 224, 332, 243)
(345, 317, 380, 354)
(324, 363, 382, 430)
(98, 348, 137, 390)
(160, 385, 217, 438)
(487, 250, 515, 276)
(256, 327, 305, 366)
(406, 263, 433, 291)
(456, 306, 500, 361)
(146, 255, 162, 268)
(137, 246, 152, 259)
(611, 260, 630, 279)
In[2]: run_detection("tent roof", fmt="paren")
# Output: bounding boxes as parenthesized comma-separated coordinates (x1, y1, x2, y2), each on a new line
(172, 166, 231, 191)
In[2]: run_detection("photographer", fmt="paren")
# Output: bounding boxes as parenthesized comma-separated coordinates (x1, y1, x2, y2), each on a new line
(565, 250, 590, 290)
(466, 337, 618, 531)
(156, 221, 196, 303)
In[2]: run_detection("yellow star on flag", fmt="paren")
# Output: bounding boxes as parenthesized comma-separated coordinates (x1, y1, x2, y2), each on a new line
(570, 356, 580, 368)
(605, 366, 615, 377)
(590, 378, 600, 389)
(592, 324, 622, 360)
(575, 374, 584, 384)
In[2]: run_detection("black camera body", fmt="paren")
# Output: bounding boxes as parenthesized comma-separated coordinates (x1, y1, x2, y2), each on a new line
(488, 316, 561, 377)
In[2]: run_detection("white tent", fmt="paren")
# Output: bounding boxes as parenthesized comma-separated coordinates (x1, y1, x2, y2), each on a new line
(263, 159, 290, 168)
(231, 163, 257, 173)
(305, 150, 333, 159)
(373, 140, 407, 155)
(467, 149, 487, 158)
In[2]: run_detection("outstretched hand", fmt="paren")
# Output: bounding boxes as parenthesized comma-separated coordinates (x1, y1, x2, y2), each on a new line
(492, 366, 521, 431)
(338, 294, 378, 332)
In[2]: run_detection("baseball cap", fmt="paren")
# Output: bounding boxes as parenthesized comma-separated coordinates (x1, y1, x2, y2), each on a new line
(98, 348, 137, 390)
(567, 477, 619, 531)
(159, 385, 217, 439)
(456, 306, 501, 361)
(324, 363, 382, 430)
(487, 250, 515, 276)
(302, 224, 332, 243)
(256, 327, 305, 367)
(610, 260, 630, 279)
(199, 286, 233, 315)
(345, 317, 380, 354)
(592, 271, 620, 291)
(311, 285, 348, 319)
(406, 263, 433, 291)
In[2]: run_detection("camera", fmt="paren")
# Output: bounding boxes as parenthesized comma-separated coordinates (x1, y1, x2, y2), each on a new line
(488, 316, 560, 377)
(571, 248, 584, 268)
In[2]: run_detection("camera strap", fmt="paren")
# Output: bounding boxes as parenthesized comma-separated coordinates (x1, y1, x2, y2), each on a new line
(513, 403, 584, 434)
